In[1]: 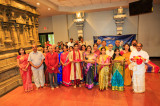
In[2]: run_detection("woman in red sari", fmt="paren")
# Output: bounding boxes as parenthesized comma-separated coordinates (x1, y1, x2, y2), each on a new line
(17, 48, 33, 92)
(61, 45, 71, 86)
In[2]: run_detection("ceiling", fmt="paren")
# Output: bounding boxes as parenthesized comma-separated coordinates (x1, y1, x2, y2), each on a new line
(21, 0, 160, 17)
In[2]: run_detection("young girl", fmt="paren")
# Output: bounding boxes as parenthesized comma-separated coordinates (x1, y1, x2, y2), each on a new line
(111, 48, 125, 91)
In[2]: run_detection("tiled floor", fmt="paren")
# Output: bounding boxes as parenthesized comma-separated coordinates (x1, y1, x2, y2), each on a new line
(0, 72, 160, 106)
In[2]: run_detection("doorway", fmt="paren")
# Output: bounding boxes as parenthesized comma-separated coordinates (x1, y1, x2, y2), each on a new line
(39, 32, 55, 47)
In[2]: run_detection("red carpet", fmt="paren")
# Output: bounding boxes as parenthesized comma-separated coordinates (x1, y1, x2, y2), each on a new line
(0, 73, 160, 106)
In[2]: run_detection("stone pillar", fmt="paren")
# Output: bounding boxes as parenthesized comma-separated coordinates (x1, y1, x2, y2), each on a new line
(15, 23, 21, 45)
(73, 12, 85, 38)
(10, 23, 19, 47)
(3, 22, 12, 47)
(0, 21, 5, 48)
(28, 25, 34, 44)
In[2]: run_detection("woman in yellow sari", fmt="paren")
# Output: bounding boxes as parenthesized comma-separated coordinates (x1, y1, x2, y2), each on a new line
(111, 48, 125, 91)
(97, 47, 111, 90)
(122, 44, 132, 86)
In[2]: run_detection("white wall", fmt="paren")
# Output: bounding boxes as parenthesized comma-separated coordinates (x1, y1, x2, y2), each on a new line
(38, 16, 53, 33)
(38, 4, 160, 57)
(52, 15, 69, 45)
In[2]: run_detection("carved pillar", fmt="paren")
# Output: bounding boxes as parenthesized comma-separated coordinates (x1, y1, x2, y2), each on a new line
(3, 22, 12, 47)
(0, 21, 5, 48)
(19, 24, 24, 46)
(74, 12, 85, 38)
(28, 25, 34, 44)
(10, 22, 19, 47)
(15, 23, 21, 45)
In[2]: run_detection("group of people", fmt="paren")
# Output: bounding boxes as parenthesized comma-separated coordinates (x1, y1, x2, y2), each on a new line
(17, 37, 149, 93)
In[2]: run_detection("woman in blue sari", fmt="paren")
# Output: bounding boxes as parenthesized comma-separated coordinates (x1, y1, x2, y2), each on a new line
(55, 46, 63, 85)
(111, 48, 125, 91)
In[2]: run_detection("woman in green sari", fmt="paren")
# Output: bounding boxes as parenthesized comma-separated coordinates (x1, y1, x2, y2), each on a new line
(111, 48, 125, 91)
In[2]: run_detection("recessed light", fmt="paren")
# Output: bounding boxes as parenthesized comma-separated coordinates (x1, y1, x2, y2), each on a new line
(48, 8, 51, 10)
(37, 2, 40, 6)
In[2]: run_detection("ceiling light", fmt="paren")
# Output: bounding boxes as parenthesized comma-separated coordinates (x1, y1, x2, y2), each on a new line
(48, 8, 51, 10)
(37, 2, 40, 6)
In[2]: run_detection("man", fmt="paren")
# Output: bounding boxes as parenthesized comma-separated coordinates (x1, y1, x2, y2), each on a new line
(113, 40, 123, 51)
(45, 41, 52, 47)
(45, 46, 59, 90)
(28, 44, 45, 90)
(106, 44, 114, 57)
(69, 43, 83, 88)
(130, 39, 137, 52)
(67, 38, 74, 48)
(97, 39, 102, 48)
(130, 43, 149, 93)
(99, 40, 108, 51)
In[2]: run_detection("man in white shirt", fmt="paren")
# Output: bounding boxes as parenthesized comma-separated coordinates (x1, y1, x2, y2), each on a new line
(106, 44, 114, 57)
(67, 38, 74, 47)
(130, 43, 149, 93)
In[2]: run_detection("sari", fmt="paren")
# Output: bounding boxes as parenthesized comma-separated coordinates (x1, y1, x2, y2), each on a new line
(123, 52, 132, 86)
(61, 52, 71, 86)
(84, 53, 97, 89)
(98, 55, 111, 90)
(17, 54, 33, 91)
(57, 52, 63, 85)
(111, 56, 125, 91)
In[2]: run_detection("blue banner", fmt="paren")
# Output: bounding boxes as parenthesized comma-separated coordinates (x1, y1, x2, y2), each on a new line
(93, 34, 136, 46)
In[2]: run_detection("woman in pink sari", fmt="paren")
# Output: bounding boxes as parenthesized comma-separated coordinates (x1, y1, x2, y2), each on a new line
(61, 45, 71, 86)
(17, 48, 33, 92)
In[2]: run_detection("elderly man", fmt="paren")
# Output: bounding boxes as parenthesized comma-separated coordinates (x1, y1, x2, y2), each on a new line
(45, 46, 59, 90)
(99, 40, 108, 51)
(113, 40, 122, 51)
(97, 39, 102, 48)
(130, 43, 149, 93)
(28, 44, 45, 90)
(106, 44, 114, 57)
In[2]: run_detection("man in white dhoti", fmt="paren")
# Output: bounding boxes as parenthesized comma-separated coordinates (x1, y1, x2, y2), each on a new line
(130, 43, 149, 93)
(69, 43, 83, 88)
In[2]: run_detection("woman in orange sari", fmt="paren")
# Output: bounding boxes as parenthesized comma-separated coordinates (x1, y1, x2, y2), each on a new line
(122, 44, 132, 86)
(17, 48, 33, 92)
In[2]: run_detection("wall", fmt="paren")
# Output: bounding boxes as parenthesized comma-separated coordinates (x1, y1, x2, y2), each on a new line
(38, 4, 160, 57)
(38, 16, 53, 33)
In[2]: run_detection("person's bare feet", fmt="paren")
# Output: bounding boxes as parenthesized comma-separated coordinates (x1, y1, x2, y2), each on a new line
(51, 87, 54, 90)
(74, 85, 76, 88)
(79, 84, 81, 87)
(56, 86, 59, 88)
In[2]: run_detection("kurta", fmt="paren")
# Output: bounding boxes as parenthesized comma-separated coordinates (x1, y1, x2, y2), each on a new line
(130, 50, 149, 93)
(45, 52, 59, 73)
(69, 50, 83, 80)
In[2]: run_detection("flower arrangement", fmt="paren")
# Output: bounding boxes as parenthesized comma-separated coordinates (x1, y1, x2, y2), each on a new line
(132, 55, 146, 65)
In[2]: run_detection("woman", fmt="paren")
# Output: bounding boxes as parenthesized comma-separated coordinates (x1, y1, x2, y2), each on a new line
(92, 43, 100, 85)
(43, 47, 49, 86)
(55, 46, 63, 85)
(122, 44, 132, 86)
(97, 47, 111, 90)
(84, 45, 97, 89)
(81, 45, 86, 55)
(92, 43, 100, 56)
(61, 45, 71, 86)
(17, 48, 33, 92)
(111, 48, 125, 91)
